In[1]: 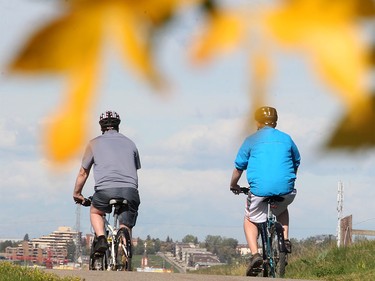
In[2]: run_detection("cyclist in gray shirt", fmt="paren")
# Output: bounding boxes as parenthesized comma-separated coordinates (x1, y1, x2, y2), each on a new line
(73, 110, 141, 254)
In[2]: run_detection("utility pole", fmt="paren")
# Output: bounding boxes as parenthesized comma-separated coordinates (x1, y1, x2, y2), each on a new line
(74, 204, 82, 265)
(336, 181, 344, 247)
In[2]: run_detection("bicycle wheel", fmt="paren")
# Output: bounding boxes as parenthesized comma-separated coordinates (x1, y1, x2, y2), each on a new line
(271, 233, 287, 277)
(90, 255, 105, 270)
(262, 229, 277, 278)
(115, 228, 132, 271)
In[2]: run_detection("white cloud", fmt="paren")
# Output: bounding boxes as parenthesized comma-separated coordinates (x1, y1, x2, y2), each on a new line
(0, 119, 17, 148)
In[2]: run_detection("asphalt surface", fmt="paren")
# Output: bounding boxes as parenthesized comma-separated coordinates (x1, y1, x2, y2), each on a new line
(45, 269, 312, 281)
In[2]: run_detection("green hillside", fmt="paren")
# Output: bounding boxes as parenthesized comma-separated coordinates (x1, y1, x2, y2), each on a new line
(194, 240, 375, 280)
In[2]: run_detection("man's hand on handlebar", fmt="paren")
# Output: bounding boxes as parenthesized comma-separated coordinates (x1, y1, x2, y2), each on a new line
(230, 185, 241, 195)
(73, 193, 85, 204)
(230, 186, 250, 195)
(73, 194, 92, 206)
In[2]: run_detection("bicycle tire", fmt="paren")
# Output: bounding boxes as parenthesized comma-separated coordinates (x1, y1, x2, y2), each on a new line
(277, 251, 286, 277)
(262, 228, 277, 278)
(271, 232, 287, 278)
(115, 228, 132, 271)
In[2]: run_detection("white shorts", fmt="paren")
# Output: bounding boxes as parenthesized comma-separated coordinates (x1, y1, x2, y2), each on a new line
(244, 189, 297, 223)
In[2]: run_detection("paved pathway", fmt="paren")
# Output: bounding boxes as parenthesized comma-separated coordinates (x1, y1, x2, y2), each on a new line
(45, 269, 312, 281)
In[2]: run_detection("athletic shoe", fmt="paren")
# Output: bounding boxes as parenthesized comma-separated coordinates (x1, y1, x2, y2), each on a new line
(246, 253, 263, 276)
(284, 239, 292, 253)
(94, 236, 108, 254)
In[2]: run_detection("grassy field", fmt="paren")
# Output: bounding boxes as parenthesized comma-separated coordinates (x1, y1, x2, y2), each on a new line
(285, 240, 375, 280)
(2, 241, 375, 280)
(0, 262, 80, 281)
(194, 240, 375, 280)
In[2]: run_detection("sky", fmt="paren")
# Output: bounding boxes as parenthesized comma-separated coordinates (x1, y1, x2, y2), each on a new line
(1, 0, 374, 244)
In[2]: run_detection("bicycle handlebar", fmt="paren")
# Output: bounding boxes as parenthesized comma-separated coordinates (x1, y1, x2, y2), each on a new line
(75, 196, 92, 207)
(231, 187, 249, 195)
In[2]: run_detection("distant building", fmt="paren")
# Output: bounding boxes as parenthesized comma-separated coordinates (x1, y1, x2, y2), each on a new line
(174, 242, 223, 270)
(236, 244, 251, 256)
(5, 226, 78, 266)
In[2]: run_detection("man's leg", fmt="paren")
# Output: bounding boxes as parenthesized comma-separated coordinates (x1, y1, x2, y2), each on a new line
(244, 218, 259, 254)
(244, 217, 263, 276)
(276, 208, 289, 240)
(90, 205, 105, 236)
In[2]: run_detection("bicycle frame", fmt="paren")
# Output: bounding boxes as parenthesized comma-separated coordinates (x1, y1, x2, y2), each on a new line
(102, 199, 131, 271)
(233, 187, 287, 278)
(103, 212, 119, 270)
(258, 199, 287, 278)
(80, 197, 132, 271)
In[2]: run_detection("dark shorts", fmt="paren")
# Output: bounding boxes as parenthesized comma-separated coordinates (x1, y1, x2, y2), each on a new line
(92, 187, 140, 228)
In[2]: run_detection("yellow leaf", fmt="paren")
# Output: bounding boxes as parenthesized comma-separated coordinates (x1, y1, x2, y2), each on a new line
(266, 0, 357, 45)
(265, 0, 370, 108)
(191, 10, 244, 62)
(105, 5, 161, 86)
(10, 6, 103, 73)
(307, 25, 369, 107)
(327, 95, 375, 148)
(44, 58, 99, 162)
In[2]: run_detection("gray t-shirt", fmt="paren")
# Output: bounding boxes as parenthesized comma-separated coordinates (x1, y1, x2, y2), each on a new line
(82, 130, 141, 191)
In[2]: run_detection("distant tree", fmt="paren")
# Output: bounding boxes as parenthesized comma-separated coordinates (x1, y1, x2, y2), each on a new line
(204, 235, 223, 255)
(217, 238, 239, 263)
(66, 240, 76, 262)
(0, 240, 19, 252)
(160, 240, 174, 253)
(153, 238, 161, 253)
(81, 237, 89, 255)
(23, 233, 29, 241)
(203, 235, 239, 263)
(182, 234, 198, 244)
(133, 238, 145, 255)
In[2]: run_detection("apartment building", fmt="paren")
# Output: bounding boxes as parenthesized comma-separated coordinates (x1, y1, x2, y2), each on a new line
(5, 226, 79, 265)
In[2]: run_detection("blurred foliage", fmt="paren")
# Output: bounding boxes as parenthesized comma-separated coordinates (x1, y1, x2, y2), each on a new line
(8, 0, 375, 162)
(0, 262, 80, 281)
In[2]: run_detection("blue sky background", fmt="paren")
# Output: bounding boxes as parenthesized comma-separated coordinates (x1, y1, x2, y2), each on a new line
(1, 0, 374, 244)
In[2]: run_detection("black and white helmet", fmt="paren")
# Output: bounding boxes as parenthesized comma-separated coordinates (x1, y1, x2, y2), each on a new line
(99, 110, 121, 132)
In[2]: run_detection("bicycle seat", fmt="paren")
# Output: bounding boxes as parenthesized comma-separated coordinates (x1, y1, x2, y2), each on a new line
(109, 199, 128, 206)
(263, 196, 284, 203)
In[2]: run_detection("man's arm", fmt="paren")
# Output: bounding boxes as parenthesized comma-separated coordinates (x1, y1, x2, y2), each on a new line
(73, 166, 90, 203)
(230, 168, 243, 194)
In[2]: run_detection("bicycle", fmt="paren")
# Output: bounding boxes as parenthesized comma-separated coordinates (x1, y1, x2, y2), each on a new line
(235, 187, 289, 278)
(78, 197, 133, 271)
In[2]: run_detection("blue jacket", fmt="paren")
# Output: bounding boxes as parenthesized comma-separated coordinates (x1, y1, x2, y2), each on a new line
(235, 127, 300, 196)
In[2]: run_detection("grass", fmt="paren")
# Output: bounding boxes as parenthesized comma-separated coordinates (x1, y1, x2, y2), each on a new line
(0, 262, 80, 281)
(3, 241, 375, 280)
(193, 240, 375, 280)
(285, 240, 375, 280)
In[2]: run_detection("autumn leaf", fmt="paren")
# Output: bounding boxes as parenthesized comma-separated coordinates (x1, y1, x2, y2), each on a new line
(265, 0, 373, 148)
(9, 0, 189, 162)
(327, 95, 375, 148)
(191, 9, 245, 62)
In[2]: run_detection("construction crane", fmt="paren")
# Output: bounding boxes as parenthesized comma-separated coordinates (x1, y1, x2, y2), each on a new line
(336, 181, 344, 247)
(74, 204, 82, 265)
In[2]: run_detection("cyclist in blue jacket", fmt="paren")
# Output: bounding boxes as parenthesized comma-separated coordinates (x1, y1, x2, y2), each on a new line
(73, 110, 141, 255)
(230, 106, 300, 276)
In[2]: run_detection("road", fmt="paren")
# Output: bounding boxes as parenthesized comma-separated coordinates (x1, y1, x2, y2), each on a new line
(45, 269, 312, 281)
